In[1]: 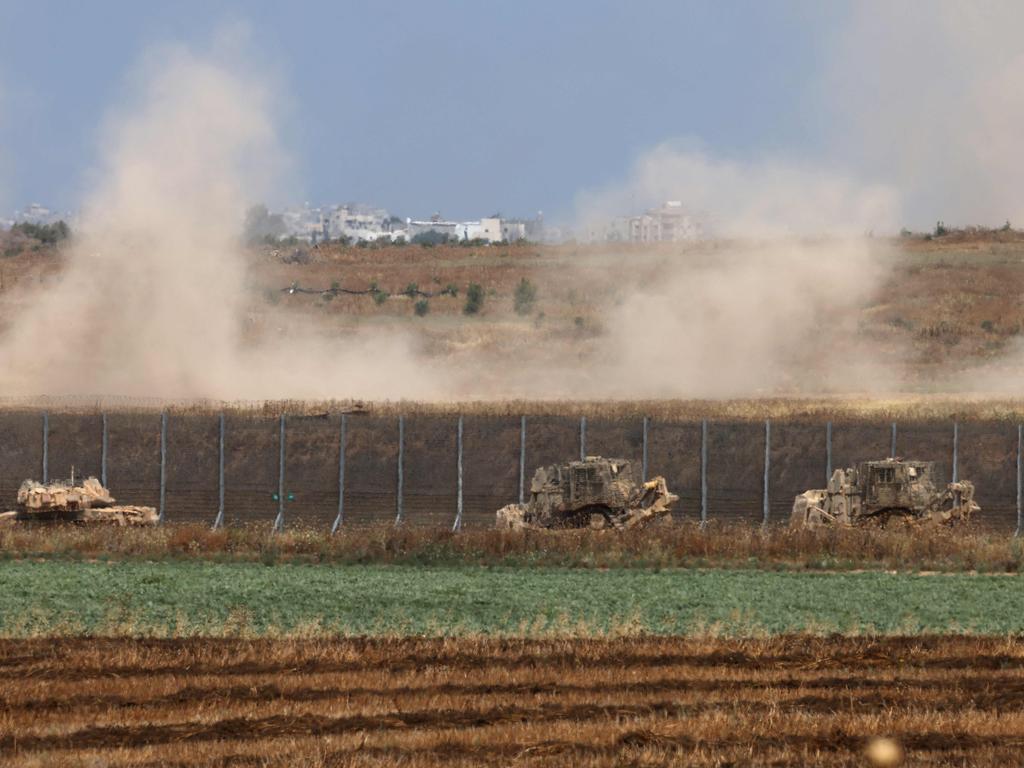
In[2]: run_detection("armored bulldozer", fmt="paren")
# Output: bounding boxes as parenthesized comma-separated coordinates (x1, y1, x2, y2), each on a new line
(791, 458, 979, 528)
(496, 456, 678, 530)
(0, 476, 158, 526)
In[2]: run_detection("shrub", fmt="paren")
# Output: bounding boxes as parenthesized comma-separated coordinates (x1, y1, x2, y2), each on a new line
(372, 289, 388, 306)
(464, 283, 484, 315)
(514, 277, 537, 315)
(414, 299, 429, 317)
(934, 220, 948, 237)
(12, 220, 70, 244)
(981, 319, 995, 332)
(412, 231, 450, 247)
(404, 282, 419, 298)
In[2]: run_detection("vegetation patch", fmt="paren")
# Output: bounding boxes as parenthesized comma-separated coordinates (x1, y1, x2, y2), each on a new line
(2, 560, 1023, 637)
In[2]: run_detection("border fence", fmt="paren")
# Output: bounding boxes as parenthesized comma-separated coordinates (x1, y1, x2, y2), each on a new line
(3, 410, 1023, 534)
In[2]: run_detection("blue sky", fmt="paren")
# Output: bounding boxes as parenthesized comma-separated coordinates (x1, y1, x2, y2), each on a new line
(0, 1, 848, 221)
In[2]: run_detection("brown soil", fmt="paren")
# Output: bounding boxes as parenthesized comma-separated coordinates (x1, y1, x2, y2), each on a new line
(2, 635, 1023, 766)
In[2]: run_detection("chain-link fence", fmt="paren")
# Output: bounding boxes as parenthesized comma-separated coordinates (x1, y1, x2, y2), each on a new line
(5, 410, 1022, 533)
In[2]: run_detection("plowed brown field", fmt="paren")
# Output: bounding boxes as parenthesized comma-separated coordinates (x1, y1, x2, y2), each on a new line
(2, 636, 1023, 766)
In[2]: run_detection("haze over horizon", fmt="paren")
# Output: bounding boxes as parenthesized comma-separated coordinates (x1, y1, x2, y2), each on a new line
(2, 1, 1024, 234)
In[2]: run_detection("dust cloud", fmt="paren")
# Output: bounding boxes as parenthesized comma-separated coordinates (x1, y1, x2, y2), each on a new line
(3, 11, 1022, 402)
(575, 141, 901, 239)
(597, 240, 901, 398)
(0, 43, 454, 401)
(566, 141, 905, 399)
(825, 1, 1024, 230)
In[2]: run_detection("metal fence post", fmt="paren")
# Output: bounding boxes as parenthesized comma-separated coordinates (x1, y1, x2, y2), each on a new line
(519, 415, 527, 505)
(453, 415, 464, 532)
(41, 411, 48, 483)
(890, 422, 897, 459)
(158, 411, 167, 524)
(331, 414, 347, 534)
(641, 416, 649, 483)
(762, 419, 771, 525)
(579, 416, 587, 460)
(952, 421, 959, 483)
(826, 421, 833, 484)
(1017, 424, 1022, 538)
(101, 412, 108, 488)
(212, 413, 225, 530)
(273, 414, 286, 532)
(700, 419, 708, 527)
(395, 415, 404, 525)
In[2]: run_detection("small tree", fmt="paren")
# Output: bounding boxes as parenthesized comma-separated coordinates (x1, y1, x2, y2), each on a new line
(414, 298, 430, 317)
(463, 283, 484, 315)
(12, 220, 70, 244)
(514, 277, 537, 315)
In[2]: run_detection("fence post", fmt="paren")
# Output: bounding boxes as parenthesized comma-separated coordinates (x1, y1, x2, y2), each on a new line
(952, 421, 959, 483)
(762, 419, 771, 525)
(519, 415, 527, 505)
(212, 413, 225, 530)
(641, 416, 649, 483)
(101, 412, 108, 488)
(41, 411, 48, 483)
(158, 411, 167, 524)
(890, 422, 897, 459)
(579, 415, 587, 460)
(826, 421, 833, 484)
(395, 415, 404, 525)
(453, 415, 464, 532)
(331, 414, 347, 534)
(1017, 424, 1022, 538)
(273, 414, 286, 532)
(700, 419, 708, 527)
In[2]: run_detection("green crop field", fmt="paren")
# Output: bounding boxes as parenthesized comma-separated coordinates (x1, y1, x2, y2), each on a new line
(2, 561, 1023, 637)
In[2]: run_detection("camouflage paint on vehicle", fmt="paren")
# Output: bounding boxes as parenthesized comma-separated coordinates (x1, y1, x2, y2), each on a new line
(496, 456, 678, 530)
(791, 458, 978, 528)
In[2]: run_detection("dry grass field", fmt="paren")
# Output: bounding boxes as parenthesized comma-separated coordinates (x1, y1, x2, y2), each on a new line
(3, 522, 1023, 572)
(3, 635, 1024, 766)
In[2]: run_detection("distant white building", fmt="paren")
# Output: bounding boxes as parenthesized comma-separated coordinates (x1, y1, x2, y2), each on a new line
(415, 213, 543, 244)
(272, 204, 544, 244)
(408, 213, 461, 241)
(626, 201, 702, 242)
(278, 202, 405, 243)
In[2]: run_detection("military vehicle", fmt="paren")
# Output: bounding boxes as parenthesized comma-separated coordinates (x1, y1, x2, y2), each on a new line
(791, 458, 978, 528)
(0, 476, 158, 526)
(496, 456, 678, 530)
